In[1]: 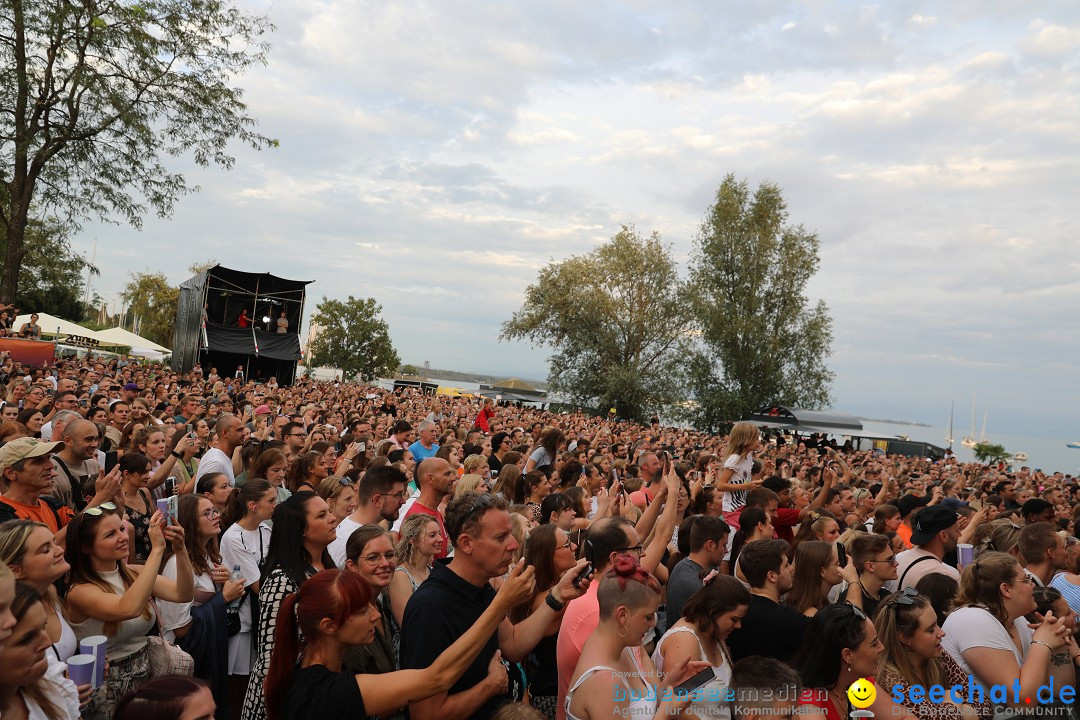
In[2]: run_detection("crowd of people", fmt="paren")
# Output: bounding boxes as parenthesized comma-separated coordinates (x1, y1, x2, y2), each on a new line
(0, 350, 1079, 720)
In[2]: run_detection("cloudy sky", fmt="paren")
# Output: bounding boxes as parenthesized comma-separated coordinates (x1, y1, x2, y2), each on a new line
(83, 1, 1080, 437)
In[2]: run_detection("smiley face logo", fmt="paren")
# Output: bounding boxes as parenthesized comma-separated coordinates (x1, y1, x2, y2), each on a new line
(847, 678, 876, 709)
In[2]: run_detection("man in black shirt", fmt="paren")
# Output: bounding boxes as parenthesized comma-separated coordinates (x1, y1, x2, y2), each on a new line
(401, 492, 590, 720)
(727, 539, 809, 664)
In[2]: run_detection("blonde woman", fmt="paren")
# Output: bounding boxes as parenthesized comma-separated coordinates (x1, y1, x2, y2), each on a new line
(453, 473, 490, 499)
(388, 515, 443, 626)
(316, 476, 357, 524)
(714, 423, 763, 532)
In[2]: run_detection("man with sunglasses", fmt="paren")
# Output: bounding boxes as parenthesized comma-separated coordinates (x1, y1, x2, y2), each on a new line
(402, 491, 590, 720)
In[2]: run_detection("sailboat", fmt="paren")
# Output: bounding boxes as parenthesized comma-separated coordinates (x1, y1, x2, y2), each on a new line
(978, 408, 988, 443)
(945, 402, 954, 447)
(1068, 442, 1080, 449)
(961, 394, 977, 447)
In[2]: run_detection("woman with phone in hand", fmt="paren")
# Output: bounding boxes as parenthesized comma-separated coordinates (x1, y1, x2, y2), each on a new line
(652, 575, 751, 720)
(65, 506, 195, 719)
(170, 426, 202, 494)
(133, 426, 198, 497)
(507, 524, 579, 720)
(566, 556, 707, 720)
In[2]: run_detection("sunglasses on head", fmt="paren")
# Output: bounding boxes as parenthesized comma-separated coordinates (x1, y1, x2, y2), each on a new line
(84, 502, 118, 516)
(889, 586, 920, 609)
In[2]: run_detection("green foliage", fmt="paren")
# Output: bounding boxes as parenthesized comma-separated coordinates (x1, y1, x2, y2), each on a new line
(500, 225, 692, 422)
(0, 218, 97, 320)
(687, 174, 834, 431)
(0, 0, 275, 302)
(309, 297, 400, 382)
(973, 442, 1010, 465)
(120, 271, 179, 348)
(400, 364, 419, 376)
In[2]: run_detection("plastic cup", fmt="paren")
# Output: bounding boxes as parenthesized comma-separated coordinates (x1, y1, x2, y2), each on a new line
(66, 654, 96, 687)
(957, 543, 974, 570)
(79, 636, 108, 688)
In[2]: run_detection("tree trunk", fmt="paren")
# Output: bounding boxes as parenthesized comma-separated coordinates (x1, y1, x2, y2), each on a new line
(1, 217, 28, 305)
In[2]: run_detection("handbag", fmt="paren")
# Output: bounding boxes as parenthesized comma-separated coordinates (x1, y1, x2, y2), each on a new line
(225, 590, 245, 637)
(146, 599, 194, 677)
(145, 635, 194, 677)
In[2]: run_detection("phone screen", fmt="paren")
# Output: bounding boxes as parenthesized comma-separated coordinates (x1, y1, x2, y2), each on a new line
(673, 667, 715, 693)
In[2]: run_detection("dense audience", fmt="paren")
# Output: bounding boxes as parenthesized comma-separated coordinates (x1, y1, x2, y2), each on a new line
(0, 350, 1078, 720)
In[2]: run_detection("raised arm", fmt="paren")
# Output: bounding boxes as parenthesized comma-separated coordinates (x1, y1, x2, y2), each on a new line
(370, 563, 536, 719)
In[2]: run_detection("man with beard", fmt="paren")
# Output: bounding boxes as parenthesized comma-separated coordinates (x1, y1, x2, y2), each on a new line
(328, 465, 408, 566)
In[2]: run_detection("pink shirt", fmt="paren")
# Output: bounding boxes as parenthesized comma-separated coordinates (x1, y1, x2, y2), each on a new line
(556, 580, 601, 720)
(403, 501, 449, 560)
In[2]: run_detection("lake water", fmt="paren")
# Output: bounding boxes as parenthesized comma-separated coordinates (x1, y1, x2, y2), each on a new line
(858, 420, 1080, 475)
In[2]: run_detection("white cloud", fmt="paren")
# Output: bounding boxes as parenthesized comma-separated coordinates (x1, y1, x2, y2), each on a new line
(73, 0, 1080, 446)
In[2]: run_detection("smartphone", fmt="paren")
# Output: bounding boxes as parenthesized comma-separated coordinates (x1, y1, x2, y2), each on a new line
(104, 451, 119, 475)
(356, 442, 366, 452)
(673, 667, 715, 693)
(164, 476, 176, 495)
(836, 542, 848, 567)
(572, 563, 593, 588)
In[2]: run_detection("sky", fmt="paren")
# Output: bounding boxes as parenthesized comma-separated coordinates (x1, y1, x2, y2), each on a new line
(80, 1, 1080, 438)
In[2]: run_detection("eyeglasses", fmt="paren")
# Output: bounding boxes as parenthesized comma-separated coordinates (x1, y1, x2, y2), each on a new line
(616, 543, 644, 556)
(359, 551, 397, 565)
(558, 537, 574, 550)
(889, 587, 919, 609)
(201, 508, 221, 520)
(869, 555, 898, 566)
(1014, 575, 1035, 586)
(84, 502, 118, 516)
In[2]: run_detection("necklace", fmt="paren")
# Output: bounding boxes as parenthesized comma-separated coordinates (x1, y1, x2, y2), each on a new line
(828, 686, 849, 716)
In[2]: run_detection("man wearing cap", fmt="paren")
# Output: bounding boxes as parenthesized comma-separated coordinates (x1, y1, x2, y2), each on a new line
(894, 505, 961, 590)
(0, 438, 79, 538)
(122, 382, 139, 402)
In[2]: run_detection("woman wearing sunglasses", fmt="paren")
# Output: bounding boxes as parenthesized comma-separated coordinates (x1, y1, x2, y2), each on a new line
(875, 588, 993, 720)
(317, 476, 357, 525)
(64, 504, 194, 719)
(942, 551, 1070, 714)
(157, 494, 245, 712)
(508, 523, 578, 720)
(795, 603, 915, 720)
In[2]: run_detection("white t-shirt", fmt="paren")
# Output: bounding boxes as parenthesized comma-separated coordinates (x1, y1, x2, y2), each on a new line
(721, 453, 753, 513)
(157, 557, 215, 643)
(391, 490, 422, 533)
(195, 447, 235, 486)
(219, 523, 270, 633)
(895, 547, 960, 589)
(328, 516, 363, 568)
(942, 605, 1031, 700)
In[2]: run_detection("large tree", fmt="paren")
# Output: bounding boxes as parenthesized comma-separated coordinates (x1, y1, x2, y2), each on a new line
(0, 0, 275, 303)
(0, 217, 97, 320)
(121, 270, 179, 348)
(309, 296, 400, 382)
(501, 225, 692, 421)
(688, 174, 834, 430)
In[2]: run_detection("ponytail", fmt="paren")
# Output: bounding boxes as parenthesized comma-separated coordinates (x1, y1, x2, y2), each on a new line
(221, 479, 273, 531)
(265, 591, 301, 720)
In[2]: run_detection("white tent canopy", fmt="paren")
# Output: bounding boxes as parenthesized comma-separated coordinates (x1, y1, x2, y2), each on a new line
(14, 313, 98, 340)
(94, 327, 170, 354)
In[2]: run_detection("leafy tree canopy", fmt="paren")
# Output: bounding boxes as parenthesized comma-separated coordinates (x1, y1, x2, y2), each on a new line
(309, 296, 400, 382)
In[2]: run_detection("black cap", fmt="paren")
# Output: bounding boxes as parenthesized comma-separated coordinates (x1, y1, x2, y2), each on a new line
(896, 492, 930, 519)
(910, 505, 958, 545)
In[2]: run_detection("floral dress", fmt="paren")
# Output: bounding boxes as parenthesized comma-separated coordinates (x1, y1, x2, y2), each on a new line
(124, 489, 154, 563)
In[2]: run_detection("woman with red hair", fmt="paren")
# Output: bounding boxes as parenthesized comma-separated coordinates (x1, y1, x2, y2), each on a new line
(565, 556, 707, 720)
(264, 564, 536, 720)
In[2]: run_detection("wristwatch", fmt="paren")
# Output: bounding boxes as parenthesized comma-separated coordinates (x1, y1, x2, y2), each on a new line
(545, 591, 565, 612)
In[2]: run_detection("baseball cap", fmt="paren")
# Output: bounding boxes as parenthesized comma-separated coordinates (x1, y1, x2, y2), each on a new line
(910, 505, 959, 545)
(123, 382, 139, 391)
(254, 404, 271, 416)
(0, 437, 65, 470)
(896, 493, 930, 519)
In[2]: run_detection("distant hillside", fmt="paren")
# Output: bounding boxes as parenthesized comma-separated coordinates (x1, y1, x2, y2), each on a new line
(399, 364, 549, 391)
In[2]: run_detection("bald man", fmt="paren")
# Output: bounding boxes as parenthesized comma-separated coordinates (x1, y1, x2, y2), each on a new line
(398, 457, 456, 559)
(52, 418, 102, 510)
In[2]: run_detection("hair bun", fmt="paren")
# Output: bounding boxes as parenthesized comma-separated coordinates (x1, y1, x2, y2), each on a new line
(611, 554, 640, 577)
